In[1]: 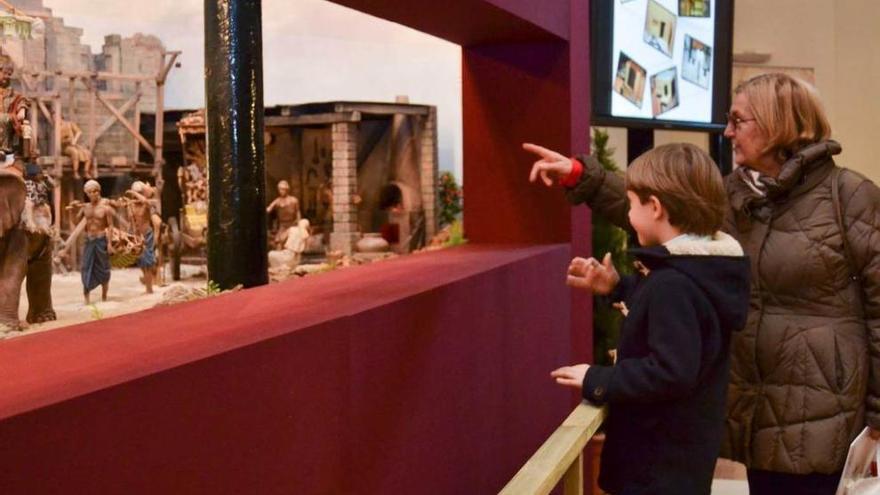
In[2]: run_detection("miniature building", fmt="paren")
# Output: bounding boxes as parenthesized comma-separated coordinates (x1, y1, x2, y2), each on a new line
(265, 101, 439, 255)
(167, 102, 440, 259)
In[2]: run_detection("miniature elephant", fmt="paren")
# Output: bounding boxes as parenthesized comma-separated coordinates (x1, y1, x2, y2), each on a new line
(0, 168, 55, 332)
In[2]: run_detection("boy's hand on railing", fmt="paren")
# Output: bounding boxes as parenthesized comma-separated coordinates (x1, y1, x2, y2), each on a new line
(551, 364, 590, 389)
(523, 143, 573, 187)
(567, 253, 620, 295)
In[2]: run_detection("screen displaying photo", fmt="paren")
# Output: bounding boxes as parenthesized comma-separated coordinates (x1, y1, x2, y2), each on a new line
(614, 53, 648, 108)
(651, 67, 679, 116)
(610, 0, 715, 124)
(679, 0, 710, 17)
(682, 34, 712, 89)
(644, 0, 676, 58)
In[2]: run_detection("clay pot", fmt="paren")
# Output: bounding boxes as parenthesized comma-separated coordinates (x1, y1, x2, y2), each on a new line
(356, 233, 390, 253)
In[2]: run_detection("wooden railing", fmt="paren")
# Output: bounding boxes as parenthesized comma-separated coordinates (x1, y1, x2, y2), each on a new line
(500, 402, 607, 495)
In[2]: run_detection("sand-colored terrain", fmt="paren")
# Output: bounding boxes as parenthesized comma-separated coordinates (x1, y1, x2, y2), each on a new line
(7, 265, 208, 339)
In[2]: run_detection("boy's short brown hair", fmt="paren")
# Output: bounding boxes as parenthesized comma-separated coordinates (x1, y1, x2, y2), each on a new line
(734, 73, 831, 161)
(626, 143, 726, 236)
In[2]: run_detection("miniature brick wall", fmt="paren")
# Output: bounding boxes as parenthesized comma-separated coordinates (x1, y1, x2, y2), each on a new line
(420, 107, 439, 238)
(330, 121, 360, 254)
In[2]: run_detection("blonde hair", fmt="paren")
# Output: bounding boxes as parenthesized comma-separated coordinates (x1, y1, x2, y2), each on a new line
(734, 73, 831, 161)
(626, 143, 727, 236)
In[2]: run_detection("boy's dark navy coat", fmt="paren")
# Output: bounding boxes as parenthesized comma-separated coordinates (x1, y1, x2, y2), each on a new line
(583, 243, 750, 495)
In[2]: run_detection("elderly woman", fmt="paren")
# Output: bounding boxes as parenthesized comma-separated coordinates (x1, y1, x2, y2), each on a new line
(525, 73, 880, 495)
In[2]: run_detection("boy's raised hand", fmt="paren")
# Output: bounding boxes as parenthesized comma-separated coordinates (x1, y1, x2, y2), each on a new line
(523, 143, 573, 187)
(567, 253, 620, 295)
(551, 364, 590, 389)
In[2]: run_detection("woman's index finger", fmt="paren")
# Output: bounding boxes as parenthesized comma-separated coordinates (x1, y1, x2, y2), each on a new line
(522, 142, 555, 159)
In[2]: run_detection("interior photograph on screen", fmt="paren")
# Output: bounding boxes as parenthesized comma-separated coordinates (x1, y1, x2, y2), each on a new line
(682, 34, 713, 89)
(608, 0, 716, 124)
(679, 0, 710, 17)
(644, 0, 676, 57)
(650, 67, 679, 116)
(614, 52, 647, 108)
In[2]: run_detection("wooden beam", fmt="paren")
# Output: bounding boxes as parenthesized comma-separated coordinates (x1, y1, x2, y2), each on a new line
(52, 98, 62, 229)
(60, 92, 130, 102)
(27, 92, 62, 101)
(154, 81, 164, 180)
(25, 69, 157, 84)
(158, 51, 181, 84)
(36, 99, 54, 126)
(87, 78, 96, 156)
(91, 92, 140, 144)
(18, 73, 35, 92)
(499, 403, 607, 495)
(153, 51, 179, 182)
(36, 156, 71, 166)
(333, 102, 430, 116)
(265, 111, 361, 127)
(68, 76, 75, 113)
(133, 82, 141, 163)
(95, 91, 155, 157)
(562, 453, 583, 495)
(30, 97, 38, 158)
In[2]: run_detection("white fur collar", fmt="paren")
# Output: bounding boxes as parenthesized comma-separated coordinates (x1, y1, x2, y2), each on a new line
(664, 231, 744, 257)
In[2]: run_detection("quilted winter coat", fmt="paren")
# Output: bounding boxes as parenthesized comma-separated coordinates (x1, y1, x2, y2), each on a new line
(567, 140, 880, 475)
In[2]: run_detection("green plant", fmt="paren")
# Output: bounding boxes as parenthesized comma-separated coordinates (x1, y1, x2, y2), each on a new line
(438, 171, 462, 227)
(590, 128, 633, 366)
(88, 304, 104, 320)
(444, 220, 467, 247)
(206, 280, 222, 296)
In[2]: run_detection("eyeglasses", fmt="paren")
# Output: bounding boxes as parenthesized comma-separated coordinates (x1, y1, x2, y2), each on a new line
(725, 112, 756, 130)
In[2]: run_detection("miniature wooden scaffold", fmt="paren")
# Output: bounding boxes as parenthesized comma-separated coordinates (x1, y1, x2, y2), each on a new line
(15, 50, 180, 231)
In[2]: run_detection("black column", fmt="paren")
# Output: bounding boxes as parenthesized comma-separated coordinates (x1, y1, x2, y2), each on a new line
(625, 127, 654, 248)
(626, 127, 654, 163)
(205, 0, 268, 289)
(708, 132, 733, 176)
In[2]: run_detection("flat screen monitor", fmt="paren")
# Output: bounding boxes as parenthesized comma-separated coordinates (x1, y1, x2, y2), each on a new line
(591, 0, 734, 131)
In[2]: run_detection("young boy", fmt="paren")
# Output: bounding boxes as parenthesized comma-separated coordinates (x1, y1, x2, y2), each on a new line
(550, 143, 751, 495)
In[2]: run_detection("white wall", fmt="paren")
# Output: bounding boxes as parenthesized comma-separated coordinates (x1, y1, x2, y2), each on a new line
(829, 1, 880, 182)
(733, 0, 879, 181)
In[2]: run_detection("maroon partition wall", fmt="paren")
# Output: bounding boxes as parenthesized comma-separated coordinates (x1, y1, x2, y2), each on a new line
(0, 1, 594, 493)
(0, 246, 572, 494)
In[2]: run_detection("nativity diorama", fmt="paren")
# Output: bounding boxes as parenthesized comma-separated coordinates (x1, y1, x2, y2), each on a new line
(0, 1, 461, 336)
(170, 101, 444, 282)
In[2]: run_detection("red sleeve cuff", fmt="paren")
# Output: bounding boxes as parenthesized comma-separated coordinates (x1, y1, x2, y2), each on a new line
(559, 158, 583, 188)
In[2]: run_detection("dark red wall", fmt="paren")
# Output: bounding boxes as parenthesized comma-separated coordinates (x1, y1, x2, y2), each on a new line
(462, 42, 573, 245)
(328, 0, 569, 44)
(0, 246, 572, 494)
(0, 1, 597, 493)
